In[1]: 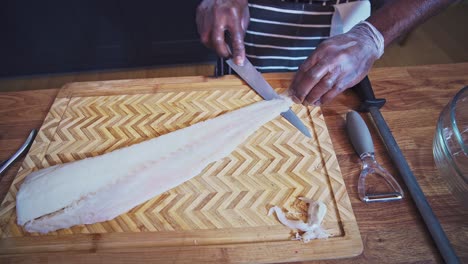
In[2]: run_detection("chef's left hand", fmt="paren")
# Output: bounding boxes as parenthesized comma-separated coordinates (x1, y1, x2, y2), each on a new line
(289, 22, 384, 106)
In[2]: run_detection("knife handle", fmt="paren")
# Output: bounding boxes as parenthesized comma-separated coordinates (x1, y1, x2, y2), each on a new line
(346, 110, 374, 156)
(352, 76, 386, 112)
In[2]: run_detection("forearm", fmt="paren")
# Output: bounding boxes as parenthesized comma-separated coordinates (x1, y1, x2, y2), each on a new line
(367, 0, 455, 46)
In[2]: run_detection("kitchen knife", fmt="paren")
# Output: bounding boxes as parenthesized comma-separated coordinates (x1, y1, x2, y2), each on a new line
(0, 129, 37, 177)
(226, 59, 311, 138)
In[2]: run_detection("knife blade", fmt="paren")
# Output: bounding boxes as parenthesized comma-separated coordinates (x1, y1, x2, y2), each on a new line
(226, 59, 311, 138)
(0, 129, 37, 177)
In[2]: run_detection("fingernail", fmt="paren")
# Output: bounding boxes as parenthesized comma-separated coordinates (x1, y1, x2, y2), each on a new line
(236, 56, 244, 66)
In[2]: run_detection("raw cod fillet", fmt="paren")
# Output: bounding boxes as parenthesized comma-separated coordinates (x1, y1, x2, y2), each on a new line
(16, 98, 293, 233)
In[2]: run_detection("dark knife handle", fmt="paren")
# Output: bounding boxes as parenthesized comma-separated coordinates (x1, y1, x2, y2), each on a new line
(352, 76, 386, 112)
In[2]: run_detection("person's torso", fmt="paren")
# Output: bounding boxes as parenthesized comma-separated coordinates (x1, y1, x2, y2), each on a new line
(245, 0, 369, 72)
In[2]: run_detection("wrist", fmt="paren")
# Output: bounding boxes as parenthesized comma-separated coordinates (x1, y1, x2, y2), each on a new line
(350, 21, 385, 59)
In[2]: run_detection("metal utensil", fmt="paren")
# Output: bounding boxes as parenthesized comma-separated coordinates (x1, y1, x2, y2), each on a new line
(226, 59, 311, 138)
(346, 110, 404, 202)
(352, 76, 460, 264)
(0, 129, 37, 176)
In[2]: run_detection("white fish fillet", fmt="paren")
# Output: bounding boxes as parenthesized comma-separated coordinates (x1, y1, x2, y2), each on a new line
(16, 98, 292, 233)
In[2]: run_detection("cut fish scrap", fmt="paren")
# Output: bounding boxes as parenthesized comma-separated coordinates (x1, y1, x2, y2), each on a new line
(268, 198, 330, 243)
(16, 98, 292, 233)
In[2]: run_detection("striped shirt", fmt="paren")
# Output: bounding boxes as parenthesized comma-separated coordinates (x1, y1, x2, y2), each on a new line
(245, 0, 362, 72)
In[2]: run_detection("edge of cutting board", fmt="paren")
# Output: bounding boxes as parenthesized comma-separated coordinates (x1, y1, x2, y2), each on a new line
(0, 74, 363, 262)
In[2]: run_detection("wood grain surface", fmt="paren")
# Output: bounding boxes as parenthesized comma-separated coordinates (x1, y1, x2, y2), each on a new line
(0, 63, 467, 263)
(0, 75, 362, 262)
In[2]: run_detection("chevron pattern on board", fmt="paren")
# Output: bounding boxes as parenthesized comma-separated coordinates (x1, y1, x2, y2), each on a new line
(0, 88, 352, 238)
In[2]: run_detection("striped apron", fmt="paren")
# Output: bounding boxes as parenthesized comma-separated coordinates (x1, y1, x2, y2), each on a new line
(245, 0, 370, 72)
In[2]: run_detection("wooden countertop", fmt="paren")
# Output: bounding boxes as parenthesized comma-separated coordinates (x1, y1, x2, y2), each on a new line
(0, 63, 467, 263)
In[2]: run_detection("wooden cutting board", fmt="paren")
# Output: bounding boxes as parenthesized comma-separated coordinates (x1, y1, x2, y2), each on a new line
(0, 74, 362, 263)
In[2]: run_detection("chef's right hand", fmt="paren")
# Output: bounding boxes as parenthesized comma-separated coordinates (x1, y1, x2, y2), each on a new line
(196, 0, 250, 66)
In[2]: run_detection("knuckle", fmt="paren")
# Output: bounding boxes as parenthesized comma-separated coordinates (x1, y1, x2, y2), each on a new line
(306, 71, 320, 80)
(228, 6, 238, 15)
(298, 64, 309, 73)
(233, 46, 245, 53)
(299, 56, 318, 72)
(335, 84, 346, 93)
(213, 35, 224, 44)
(335, 53, 349, 63)
(227, 5, 243, 17)
(232, 37, 244, 47)
(214, 23, 226, 31)
(318, 41, 332, 51)
(325, 78, 334, 87)
(320, 44, 331, 52)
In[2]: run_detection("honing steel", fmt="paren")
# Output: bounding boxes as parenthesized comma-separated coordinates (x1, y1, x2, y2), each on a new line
(352, 76, 459, 264)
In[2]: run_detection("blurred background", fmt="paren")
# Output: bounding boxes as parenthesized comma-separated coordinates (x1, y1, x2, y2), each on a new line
(0, 0, 467, 92)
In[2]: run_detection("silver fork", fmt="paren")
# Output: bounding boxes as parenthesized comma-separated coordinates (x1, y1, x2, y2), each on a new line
(0, 129, 37, 176)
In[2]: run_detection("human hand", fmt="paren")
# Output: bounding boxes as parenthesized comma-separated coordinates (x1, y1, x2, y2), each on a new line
(196, 0, 250, 66)
(289, 22, 384, 106)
